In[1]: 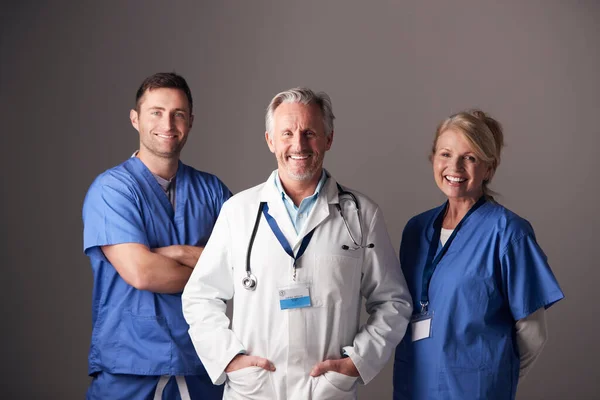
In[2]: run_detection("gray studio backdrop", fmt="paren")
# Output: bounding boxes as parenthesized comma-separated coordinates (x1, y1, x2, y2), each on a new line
(1, 1, 598, 399)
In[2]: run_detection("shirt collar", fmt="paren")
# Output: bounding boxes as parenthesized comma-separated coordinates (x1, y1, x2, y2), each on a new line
(273, 170, 328, 205)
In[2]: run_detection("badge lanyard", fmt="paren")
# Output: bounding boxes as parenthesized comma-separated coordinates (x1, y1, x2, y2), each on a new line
(419, 196, 486, 314)
(262, 204, 316, 280)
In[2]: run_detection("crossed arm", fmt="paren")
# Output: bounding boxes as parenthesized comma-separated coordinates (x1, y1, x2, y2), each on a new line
(101, 243, 203, 293)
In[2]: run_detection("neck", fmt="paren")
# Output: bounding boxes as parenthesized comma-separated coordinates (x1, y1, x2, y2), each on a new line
(443, 196, 480, 229)
(138, 150, 179, 179)
(279, 170, 322, 207)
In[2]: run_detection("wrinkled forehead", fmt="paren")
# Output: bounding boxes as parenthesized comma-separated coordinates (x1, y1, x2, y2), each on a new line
(273, 102, 324, 130)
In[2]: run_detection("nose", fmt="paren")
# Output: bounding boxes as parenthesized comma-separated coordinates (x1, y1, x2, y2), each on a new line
(160, 114, 175, 131)
(450, 156, 465, 171)
(290, 132, 308, 151)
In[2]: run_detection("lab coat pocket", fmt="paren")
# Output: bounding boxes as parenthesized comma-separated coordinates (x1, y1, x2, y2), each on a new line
(225, 366, 275, 399)
(312, 254, 360, 309)
(312, 371, 358, 399)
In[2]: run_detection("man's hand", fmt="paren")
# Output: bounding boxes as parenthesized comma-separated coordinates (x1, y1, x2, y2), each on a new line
(310, 357, 359, 377)
(225, 354, 276, 373)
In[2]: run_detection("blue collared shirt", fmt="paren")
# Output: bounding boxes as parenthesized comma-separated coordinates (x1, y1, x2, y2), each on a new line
(274, 171, 328, 234)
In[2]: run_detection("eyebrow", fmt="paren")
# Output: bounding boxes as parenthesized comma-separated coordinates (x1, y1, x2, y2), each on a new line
(438, 147, 476, 155)
(147, 106, 189, 113)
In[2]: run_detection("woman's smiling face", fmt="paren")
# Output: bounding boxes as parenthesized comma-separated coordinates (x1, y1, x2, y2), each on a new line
(432, 128, 491, 202)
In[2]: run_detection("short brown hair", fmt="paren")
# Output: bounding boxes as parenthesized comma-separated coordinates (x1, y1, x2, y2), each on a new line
(135, 72, 193, 112)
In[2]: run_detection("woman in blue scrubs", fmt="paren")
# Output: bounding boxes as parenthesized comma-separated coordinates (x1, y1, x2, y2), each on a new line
(393, 110, 564, 399)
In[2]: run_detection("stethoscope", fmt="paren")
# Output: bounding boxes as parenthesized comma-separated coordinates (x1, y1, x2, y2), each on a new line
(242, 184, 374, 291)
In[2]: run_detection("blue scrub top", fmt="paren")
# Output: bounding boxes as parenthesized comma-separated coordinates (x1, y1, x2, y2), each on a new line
(82, 157, 231, 376)
(393, 200, 564, 400)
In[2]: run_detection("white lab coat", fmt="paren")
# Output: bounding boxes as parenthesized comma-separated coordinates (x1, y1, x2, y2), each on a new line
(182, 171, 412, 400)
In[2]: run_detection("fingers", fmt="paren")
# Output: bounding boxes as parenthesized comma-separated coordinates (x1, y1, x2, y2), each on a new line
(310, 359, 337, 377)
(251, 356, 276, 371)
(310, 358, 360, 377)
(225, 354, 276, 373)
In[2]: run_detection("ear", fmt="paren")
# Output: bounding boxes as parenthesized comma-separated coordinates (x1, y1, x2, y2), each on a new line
(130, 109, 140, 132)
(325, 130, 334, 151)
(189, 113, 194, 129)
(265, 131, 275, 153)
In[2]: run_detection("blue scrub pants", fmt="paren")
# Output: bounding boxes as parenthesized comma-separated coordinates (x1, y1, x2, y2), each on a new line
(86, 372, 224, 400)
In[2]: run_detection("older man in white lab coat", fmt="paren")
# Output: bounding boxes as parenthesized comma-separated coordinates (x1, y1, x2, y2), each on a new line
(182, 87, 412, 400)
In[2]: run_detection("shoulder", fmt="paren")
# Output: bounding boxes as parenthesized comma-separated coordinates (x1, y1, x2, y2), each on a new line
(404, 205, 443, 234)
(333, 183, 387, 231)
(85, 159, 139, 199)
(179, 163, 230, 191)
(338, 185, 379, 210)
(482, 201, 535, 239)
(223, 182, 265, 209)
(82, 160, 143, 221)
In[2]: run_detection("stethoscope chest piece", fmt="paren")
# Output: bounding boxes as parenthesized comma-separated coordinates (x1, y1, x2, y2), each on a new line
(242, 273, 258, 291)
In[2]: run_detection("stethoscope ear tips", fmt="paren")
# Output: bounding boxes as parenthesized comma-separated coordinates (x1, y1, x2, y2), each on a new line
(367, 243, 375, 248)
(341, 245, 350, 250)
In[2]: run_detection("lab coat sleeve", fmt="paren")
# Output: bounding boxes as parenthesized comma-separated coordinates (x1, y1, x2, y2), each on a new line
(182, 202, 245, 385)
(343, 207, 413, 384)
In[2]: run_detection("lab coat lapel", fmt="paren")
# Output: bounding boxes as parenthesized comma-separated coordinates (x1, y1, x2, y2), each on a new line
(259, 173, 299, 247)
(297, 176, 338, 244)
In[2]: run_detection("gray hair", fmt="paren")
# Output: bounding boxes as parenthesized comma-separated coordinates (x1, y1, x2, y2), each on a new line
(265, 87, 335, 137)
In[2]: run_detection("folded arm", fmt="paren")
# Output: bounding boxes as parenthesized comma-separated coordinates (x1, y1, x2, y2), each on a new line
(153, 245, 203, 268)
(102, 243, 193, 293)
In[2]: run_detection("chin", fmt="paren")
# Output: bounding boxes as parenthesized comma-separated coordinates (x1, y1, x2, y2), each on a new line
(289, 174, 314, 181)
(286, 169, 316, 181)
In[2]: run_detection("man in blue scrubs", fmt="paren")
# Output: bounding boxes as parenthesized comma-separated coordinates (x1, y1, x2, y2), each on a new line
(82, 72, 231, 399)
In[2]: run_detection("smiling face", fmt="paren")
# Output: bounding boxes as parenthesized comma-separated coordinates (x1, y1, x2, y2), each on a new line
(130, 87, 193, 160)
(432, 128, 491, 202)
(265, 102, 333, 187)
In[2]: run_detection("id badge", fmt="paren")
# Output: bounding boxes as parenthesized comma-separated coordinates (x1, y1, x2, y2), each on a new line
(410, 312, 433, 342)
(278, 283, 311, 310)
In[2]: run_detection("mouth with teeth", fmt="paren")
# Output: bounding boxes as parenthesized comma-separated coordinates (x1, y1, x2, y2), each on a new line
(155, 134, 177, 139)
(445, 175, 467, 185)
(287, 153, 312, 161)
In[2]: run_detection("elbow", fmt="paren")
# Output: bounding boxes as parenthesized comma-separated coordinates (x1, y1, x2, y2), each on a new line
(130, 279, 150, 291)
(124, 268, 153, 291)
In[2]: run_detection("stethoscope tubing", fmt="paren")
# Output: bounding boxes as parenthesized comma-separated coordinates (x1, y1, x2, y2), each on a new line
(243, 187, 371, 290)
(242, 201, 265, 290)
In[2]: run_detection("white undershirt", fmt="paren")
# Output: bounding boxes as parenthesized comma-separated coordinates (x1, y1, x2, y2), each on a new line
(438, 228, 547, 378)
(440, 228, 453, 246)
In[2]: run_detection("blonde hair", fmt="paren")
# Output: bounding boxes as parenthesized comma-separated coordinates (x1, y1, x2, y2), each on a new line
(431, 109, 504, 200)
